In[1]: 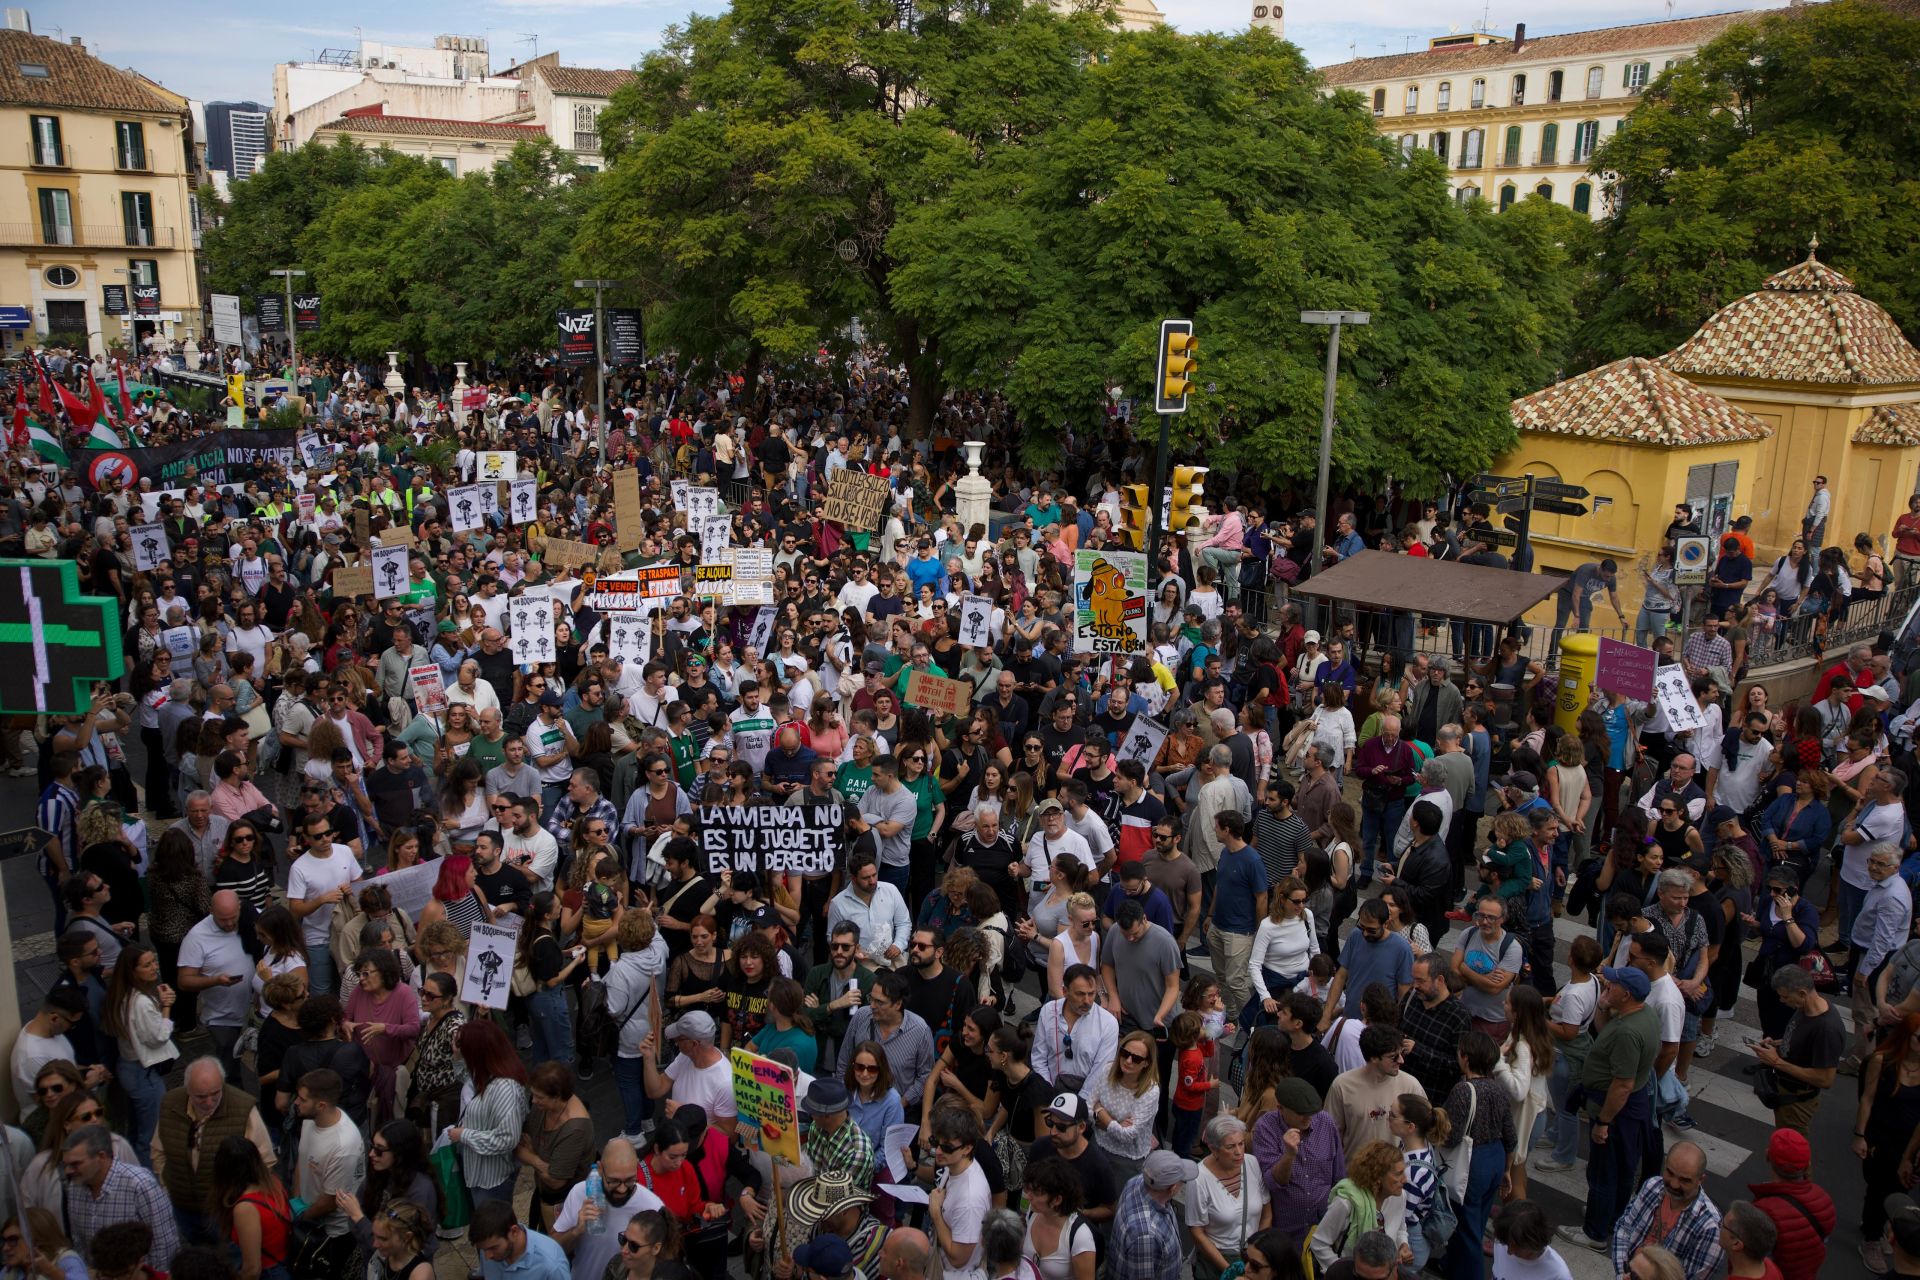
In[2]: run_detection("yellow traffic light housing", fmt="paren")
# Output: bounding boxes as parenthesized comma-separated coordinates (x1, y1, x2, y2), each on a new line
(1120, 484, 1150, 550)
(1154, 319, 1196, 415)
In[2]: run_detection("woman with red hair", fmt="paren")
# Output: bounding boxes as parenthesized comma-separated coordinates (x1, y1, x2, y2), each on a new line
(448, 1019, 530, 1206)
(1856, 1013, 1920, 1270)
(415, 855, 488, 939)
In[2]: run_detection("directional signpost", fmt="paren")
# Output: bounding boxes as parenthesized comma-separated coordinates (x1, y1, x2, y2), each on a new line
(1465, 473, 1597, 570)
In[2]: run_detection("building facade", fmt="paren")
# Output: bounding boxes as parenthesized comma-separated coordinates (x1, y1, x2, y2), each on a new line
(0, 26, 201, 355)
(1316, 12, 1753, 217)
(205, 100, 270, 181)
(309, 109, 548, 176)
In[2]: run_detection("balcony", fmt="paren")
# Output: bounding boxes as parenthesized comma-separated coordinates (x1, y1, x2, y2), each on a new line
(572, 131, 600, 154)
(116, 148, 149, 172)
(30, 144, 64, 167)
(0, 222, 178, 249)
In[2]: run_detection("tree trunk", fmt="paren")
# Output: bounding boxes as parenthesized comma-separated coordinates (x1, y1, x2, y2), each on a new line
(899, 318, 940, 438)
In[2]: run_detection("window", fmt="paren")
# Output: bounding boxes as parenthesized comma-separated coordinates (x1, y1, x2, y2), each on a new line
(1429, 131, 1449, 163)
(122, 192, 154, 245)
(1664, 58, 1678, 71)
(1572, 182, 1592, 214)
(1399, 134, 1417, 158)
(1586, 66, 1604, 98)
(127, 259, 158, 288)
(1404, 85, 1419, 113)
(29, 114, 62, 166)
(1499, 184, 1516, 211)
(1624, 61, 1650, 91)
(1511, 74, 1526, 106)
(1548, 69, 1564, 102)
(1503, 125, 1522, 165)
(18, 62, 47, 78)
(1470, 78, 1486, 108)
(37, 188, 73, 244)
(1572, 120, 1599, 162)
(1372, 88, 1385, 115)
(435, 156, 458, 174)
(1456, 185, 1479, 205)
(115, 121, 146, 170)
(1535, 182, 1554, 201)
(1539, 122, 1558, 164)
(43, 265, 77, 289)
(573, 103, 600, 153)
(1460, 129, 1483, 169)
(1437, 81, 1451, 110)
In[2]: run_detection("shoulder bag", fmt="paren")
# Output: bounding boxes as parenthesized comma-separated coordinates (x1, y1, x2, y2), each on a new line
(1439, 1079, 1478, 1205)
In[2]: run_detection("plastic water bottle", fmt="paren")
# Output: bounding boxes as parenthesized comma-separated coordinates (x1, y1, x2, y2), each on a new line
(584, 1162, 606, 1235)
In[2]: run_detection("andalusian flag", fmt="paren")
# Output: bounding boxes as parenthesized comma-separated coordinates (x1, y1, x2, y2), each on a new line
(85, 419, 124, 449)
(28, 418, 68, 466)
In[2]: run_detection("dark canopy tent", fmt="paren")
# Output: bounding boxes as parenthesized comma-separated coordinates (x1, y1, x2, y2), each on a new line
(1294, 550, 1568, 623)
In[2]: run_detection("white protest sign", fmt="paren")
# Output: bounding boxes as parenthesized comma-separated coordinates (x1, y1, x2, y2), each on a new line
(162, 625, 197, 661)
(699, 514, 731, 563)
(731, 547, 773, 584)
(371, 544, 410, 600)
(448, 485, 485, 532)
(607, 613, 651, 666)
(959, 594, 994, 648)
(461, 918, 522, 1010)
(476, 481, 499, 520)
(670, 479, 689, 512)
(346, 860, 440, 920)
(410, 663, 448, 715)
(747, 605, 777, 657)
(510, 599, 557, 665)
(685, 486, 721, 519)
(1116, 715, 1169, 768)
(1652, 664, 1704, 734)
(477, 450, 518, 482)
(131, 523, 170, 572)
(509, 477, 538, 526)
(139, 492, 160, 521)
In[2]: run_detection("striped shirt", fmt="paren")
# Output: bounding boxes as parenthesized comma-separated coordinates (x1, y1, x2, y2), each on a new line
(458, 1077, 530, 1192)
(36, 781, 78, 878)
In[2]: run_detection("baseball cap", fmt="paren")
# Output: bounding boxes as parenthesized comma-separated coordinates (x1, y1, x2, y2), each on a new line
(1887, 1194, 1920, 1255)
(1046, 1092, 1089, 1124)
(790, 1235, 854, 1277)
(1143, 1149, 1199, 1189)
(1766, 1127, 1811, 1173)
(662, 1012, 717, 1044)
(1303, 630, 1321, 643)
(1033, 798, 1064, 816)
(1860, 684, 1892, 702)
(537, 691, 564, 708)
(1495, 770, 1538, 793)
(1599, 966, 1652, 1001)
(749, 905, 782, 931)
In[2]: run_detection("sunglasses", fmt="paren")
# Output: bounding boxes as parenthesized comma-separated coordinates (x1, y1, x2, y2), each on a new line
(936, 1141, 968, 1154)
(619, 1239, 649, 1253)
(1118, 1050, 1148, 1064)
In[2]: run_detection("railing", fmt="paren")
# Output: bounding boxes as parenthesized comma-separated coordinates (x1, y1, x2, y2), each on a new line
(0, 222, 177, 248)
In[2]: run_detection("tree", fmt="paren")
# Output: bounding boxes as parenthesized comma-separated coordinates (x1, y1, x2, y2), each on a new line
(200, 139, 399, 300)
(1574, 0, 1920, 367)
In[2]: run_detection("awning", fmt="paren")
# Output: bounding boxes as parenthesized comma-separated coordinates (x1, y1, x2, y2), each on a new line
(1294, 549, 1569, 624)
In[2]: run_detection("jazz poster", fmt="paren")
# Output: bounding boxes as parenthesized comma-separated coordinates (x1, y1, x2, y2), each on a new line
(730, 1047, 800, 1166)
(461, 918, 522, 1011)
(1071, 549, 1147, 655)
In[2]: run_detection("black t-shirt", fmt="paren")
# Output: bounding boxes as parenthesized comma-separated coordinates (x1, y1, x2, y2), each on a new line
(1038, 723, 1081, 768)
(991, 1068, 1055, 1144)
(474, 862, 533, 918)
(1023, 1136, 1120, 1213)
(1286, 1039, 1339, 1100)
(279, 1037, 372, 1126)
(364, 764, 428, 831)
(905, 965, 962, 1036)
(869, 591, 905, 624)
(1090, 708, 1131, 747)
(658, 873, 714, 959)
(257, 579, 299, 631)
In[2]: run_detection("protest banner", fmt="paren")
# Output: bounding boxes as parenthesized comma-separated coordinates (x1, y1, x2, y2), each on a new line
(607, 613, 650, 665)
(508, 477, 538, 525)
(448, 485, 485, 533)
(638, 565, 684, 600)
(409, 663, 448, 715)
(820, 470, 891, 531)
(332, 565, 374, 599)
(613, 470, 645, 549)
(131, 524, 170, 572)
(694, 563, 733, 599)
(698, 804, 841, 876)
(958, 595, 994, 648)
(905, 669, 973, 719)
(346, 860, 440, 921)
(371, 545, 409, 600)
(1072, 549, 1148, 654)
(1596, 637, 1656, 700)
(541, 537, 599, 571)
(478, 451, 518, 482)
(79, 428, 298, 492)
(1116, 715, 1169, 768)
(461, 919, 522, 1010)
(1652, 664, 1704, 733)
(730, 1048, 800, 1167)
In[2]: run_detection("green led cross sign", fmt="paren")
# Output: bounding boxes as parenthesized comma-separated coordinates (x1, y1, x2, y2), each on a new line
(0, 560, 126, 714)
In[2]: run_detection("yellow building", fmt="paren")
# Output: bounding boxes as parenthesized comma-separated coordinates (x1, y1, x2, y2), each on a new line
(1497, 245, 1920, 595)
(0, 28, 202, 355)
(1315, 11, 1753, 217)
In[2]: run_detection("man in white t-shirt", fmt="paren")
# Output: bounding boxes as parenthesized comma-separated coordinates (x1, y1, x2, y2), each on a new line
(550, 1138, 663, 1280)
(287, 812, 360, 994)
(927, 1105, 989, 1280)
(224, 600, 273, 675)
(11, 987, 87, 1118)
(1630, 929, 1692, 1129)
(502, 796, 561, 893)
(641, 1012, 738, 1132)
(523, 691, 578, 813)
(729, 681, 777, 773)
(293, 1070, 366, 1239)
(1024, 800, 1094, 893)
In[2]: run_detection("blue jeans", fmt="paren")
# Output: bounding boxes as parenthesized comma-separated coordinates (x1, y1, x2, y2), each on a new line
(1839, 877, 1869, 949)
(1442, 1138, 1507, 1280)
(306, 944, 336, 996)
(1542, 1050, 1580, 1165)
(470, 1174, 516, 1206)
(528, 986, 574, 1065)
(613, 1054, 652, 1136)
(117, 1058, 168, 1167)
(541, 781, 568, 817)
(1359, 798, 1404, 879)
(1169, 1105, 1203, 1159)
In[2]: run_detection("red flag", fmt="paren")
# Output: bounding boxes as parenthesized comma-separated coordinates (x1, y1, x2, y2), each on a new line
(31, 357, 56, 423)
(113, 358, 133, 423)
(10, 376, 26, 448)
(54, 375, 97, 427)
(85, 368, 109, 426)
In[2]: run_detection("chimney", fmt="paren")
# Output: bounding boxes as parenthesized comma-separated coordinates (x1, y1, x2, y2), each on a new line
(1513, 22, 1526, 52)
(3, 9, 32, 34)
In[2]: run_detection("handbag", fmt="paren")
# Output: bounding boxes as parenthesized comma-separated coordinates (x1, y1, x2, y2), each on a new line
(1796, 949, 1838, 991)
(1439, 1079, 1478, 1205)
(429, 1135, 472, 1230)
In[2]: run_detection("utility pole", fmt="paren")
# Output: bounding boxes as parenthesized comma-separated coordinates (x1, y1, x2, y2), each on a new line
(268, 267, 305, 395)
(1299, 310, 1370, 570)
(572, 278, 617, 456)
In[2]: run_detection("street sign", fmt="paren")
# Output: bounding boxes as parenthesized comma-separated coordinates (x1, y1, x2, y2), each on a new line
(1675, 536, 1712, 586)
(1532, 480, 1591, 501)
(1473, 478, 1528, 498)
(1470, 528, 1519, 548)
(1534, 497, 1590, 517)
(1467, 493, 1527, 515)
(1504, 514, 1526, 533)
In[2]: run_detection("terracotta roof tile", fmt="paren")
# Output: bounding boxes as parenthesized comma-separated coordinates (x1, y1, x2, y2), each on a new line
(1318, 10, 1754, 84)
(531, 65, 634, 98)
(1511, 356, 1773, 448)
(318, 114, 548, 142)
(1663, 248, 1920, 387)
(0, 29, 176, 113)
(1854, 403, 1920, 446)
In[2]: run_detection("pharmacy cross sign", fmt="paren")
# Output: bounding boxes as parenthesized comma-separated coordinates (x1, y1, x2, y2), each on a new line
(0, 560, 126, 714)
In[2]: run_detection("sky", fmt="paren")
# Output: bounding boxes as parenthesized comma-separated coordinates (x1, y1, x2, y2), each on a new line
(52, 0, 1800, 106)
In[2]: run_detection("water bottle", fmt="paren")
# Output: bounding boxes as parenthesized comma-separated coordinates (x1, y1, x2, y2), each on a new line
(584, 1162, 606, 1235)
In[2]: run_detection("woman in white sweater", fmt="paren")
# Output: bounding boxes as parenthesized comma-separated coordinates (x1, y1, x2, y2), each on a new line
(1494, 985, 1555, 1204)
(1246, 875, 1317, 1024)
(102, 943, 178, 1166)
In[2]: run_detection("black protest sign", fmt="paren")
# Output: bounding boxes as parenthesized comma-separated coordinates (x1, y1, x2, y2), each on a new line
(699, 804, 841, 876)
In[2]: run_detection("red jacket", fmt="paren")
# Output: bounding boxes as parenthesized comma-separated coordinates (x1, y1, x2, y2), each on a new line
(1746, 1178, 1835, 1280)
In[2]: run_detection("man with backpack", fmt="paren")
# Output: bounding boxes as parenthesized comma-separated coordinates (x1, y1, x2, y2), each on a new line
(1450, 894, 1524, 1042)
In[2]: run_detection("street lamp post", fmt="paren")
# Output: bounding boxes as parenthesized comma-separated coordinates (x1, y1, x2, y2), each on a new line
(268, 267, 306, 397)
(572, 278, 618, 457)
(1298, 310, 1370, 571)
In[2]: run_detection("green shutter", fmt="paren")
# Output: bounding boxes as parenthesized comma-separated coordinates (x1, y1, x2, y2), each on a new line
(1540, 123, 1557, 164)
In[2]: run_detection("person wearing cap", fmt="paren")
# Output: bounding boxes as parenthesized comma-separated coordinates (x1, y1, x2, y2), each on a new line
(1104, 1149, 1193, 1280)
(1558, 963, 1659, 1253)
(1604, 1140, 1723, 1280)
(524, 690, 578, 816)
(1021, 1090, 1120, 1230)
(1024, 798, 1094, 896)
(639, 1012, 738, 1135)
(1250, 1076, 1342, 1244)
(799, 1078, 875, 1187)
(791, 1233, 855, 1280)
(1876, 1191, 1920, 1278)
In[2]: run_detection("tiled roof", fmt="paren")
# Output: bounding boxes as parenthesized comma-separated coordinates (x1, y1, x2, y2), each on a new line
(1663, 247, 1920, 387)
(1318, 10, 1754, 83)
(530, 64, 634, 98)
(1511, 355, 1773, 448)
(318, 114, 548, 142)
(1854, 403, 1920, 447)
(0, 29, 177, 113)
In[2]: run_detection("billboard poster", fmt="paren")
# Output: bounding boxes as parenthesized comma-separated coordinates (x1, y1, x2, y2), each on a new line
(256, 295, 285, 332)
(556, 309, 596, 366)
(292, 294, 322, 332)
(606, 308, 643, 363)
(210, 294, 243, 345)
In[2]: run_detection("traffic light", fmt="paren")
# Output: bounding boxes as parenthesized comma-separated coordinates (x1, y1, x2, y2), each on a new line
(1155, 319, 1197, 415)
(1120, 484, 1151, 550)
(1169, 466, 1207, 539)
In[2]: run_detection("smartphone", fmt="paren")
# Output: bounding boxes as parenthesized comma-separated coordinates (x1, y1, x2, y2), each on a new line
(1743, 1035, 1761, 1047)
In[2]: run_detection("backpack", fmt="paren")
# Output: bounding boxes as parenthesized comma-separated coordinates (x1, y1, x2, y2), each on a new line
(1419, 1152, 1460, 1249)
(578, 969, 649, 1059)
(988, 922, 1029, 990)
(1886, 938, 1920, 1007)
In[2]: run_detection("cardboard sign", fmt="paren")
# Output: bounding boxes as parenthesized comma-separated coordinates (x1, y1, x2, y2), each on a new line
(376, 521, 416, 548)
(607, 613, 650, 665)
(477, 450, 518, 482)
(371, 545, 410, 600)
(905, 668, 973, 719)
(587, 575, 643, 612)
(131, 523, 170, 572)
(694, 563, 733, 598)
(1652, 664, 1704, 733)
(332, 565, 374, 599)
(508, 477, 538, 526)
(352, 509, 371, 547)
(1073, 549, 1148, 654)
(510, 599, 557, 665)
(638, 564, 684, 600)
(731, 547, 773, 584)
(461, 918, 521, 1010)
(612, 469, 644, 550)
(448, 485, 485, 533)
(698, 514, 731, 563)
(1117, 714, 1169, 768)
(959, 594, 994, 647)
(820, 470, 891, 531)
(730, 1048, 800, 1167)
(1596, 636, 1656, 700)
(698, 803, 842, 876)
(409, 663, 448, 715)
(542, 537, 600, 571)
(747, 605, 777, 656)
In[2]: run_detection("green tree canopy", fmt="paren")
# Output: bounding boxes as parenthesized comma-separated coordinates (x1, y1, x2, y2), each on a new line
(1574, 0, 1920, 367)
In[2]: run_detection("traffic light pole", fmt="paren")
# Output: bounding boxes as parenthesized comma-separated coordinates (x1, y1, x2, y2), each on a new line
(1147, 411, 1171, 582)
(1298, 311, 1369, 572)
